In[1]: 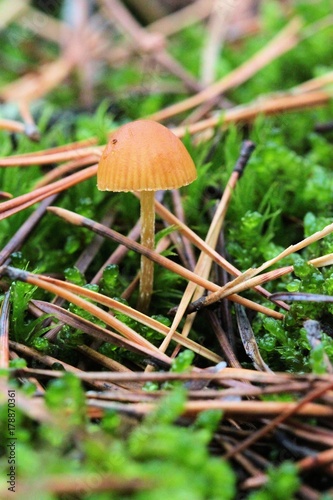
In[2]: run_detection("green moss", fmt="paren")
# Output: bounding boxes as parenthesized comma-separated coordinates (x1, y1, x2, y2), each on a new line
(248, 463, 299, 500)
(0, 380, 235, 499)
(1, 1, 333, 495)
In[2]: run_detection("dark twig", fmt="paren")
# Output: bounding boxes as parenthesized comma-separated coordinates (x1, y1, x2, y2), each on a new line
(214, 229, 235, 348)
(314, 121, 333, 133)
(207, 310, 242, 369)
(235, 304, 273, 372)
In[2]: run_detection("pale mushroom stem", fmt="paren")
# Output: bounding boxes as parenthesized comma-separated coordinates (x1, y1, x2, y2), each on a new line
(137, 190, 155, 312)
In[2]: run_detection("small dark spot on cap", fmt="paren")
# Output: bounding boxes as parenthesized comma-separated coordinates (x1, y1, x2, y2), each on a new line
(112, 139, 117, 144)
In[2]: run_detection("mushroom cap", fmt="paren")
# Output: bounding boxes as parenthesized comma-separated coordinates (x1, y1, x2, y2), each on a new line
(97, 119, 197, 192)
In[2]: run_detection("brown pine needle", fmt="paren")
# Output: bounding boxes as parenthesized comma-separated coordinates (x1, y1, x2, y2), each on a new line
(0, 118, 30, 137)
(33, 155, 99, 189)
(31, 277, 222, 363)
(147, 197, 288, 309)
(0, 191, 13, 200)
(189, 221, 333, 311)
(16, 366, 333, 384)
(32, 299, 172, 365)
(235, 304, 273, 373)
(86, 399, 333, 419)
(158, 148, 252, 355)
(310, 253, 333, 268)
(0, 473, 151, 497)
(255, 221, 333, 275)
(1, 138, 98, 160)
(0, 56, 74, 103)
(47, 206, 284, 319)
(224, 379, 333, 461)
(0, 194, 58, 266)
(100, 0, 202, 93)
(0, 146, 102, 167)
(147, 0, 214, 37)
(0, 165, 98, 220)
(188, 268, 291, 312)
(1, 266, 170, 364)
(246, 444, 333, 489)
(172, 89, 331, 138)
(295, 70, 333, 93)
(149, 17, 302, 122)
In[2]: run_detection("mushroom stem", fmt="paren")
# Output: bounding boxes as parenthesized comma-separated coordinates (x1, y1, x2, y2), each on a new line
(137, 190, 155, 311)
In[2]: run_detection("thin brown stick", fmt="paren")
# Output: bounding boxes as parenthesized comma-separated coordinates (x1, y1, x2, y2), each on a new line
(2, 268, 170, 361)
(0, 56, 74, 103)
(0, 194, 58, 266)
(0, 118, 25, 134)
(152, 197, 288, 309)
(277, 421, 333, 449)
(243, 446, 333, 490)
(297, 447, 333, 472)
(89, 398, 333, 419)
(30, 277, 222, 363)
(172, 89, 331, 138)
(18, 100, 40, 141)
(47, 206, 284, 319)
(149, 17, 302, 122)
(0, 473, 150, 497)
(147, 0, 214, 37)
(34, 155, 98, 188)
(0, 165, 98, 220)
(224, 380, 333, 460)
(0, 146, 101, 167)
(158, 168, 244, 355)
(100, 0, 202, 93)
(16, 366, 333, 384)
(207, 310, 241, 368)
(9, 341, 107, 391)
(187, 219, 333, 313)
(1, 138, 98, 160)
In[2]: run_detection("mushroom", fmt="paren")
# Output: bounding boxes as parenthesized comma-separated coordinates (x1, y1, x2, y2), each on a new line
(97, 119, 197, 311)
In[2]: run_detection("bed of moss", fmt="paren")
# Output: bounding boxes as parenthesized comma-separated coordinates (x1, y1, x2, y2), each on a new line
(1, 1, 333, 498)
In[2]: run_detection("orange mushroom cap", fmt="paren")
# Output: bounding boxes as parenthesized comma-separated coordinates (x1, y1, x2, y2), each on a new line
(97, 120, 197, 192)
